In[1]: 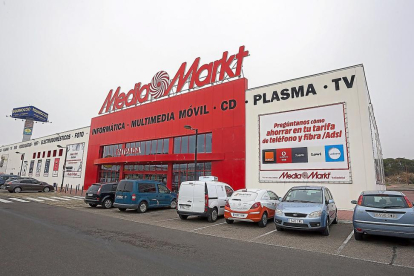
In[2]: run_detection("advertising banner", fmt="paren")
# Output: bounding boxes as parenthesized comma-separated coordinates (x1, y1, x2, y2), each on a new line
(259, 103, 351, 183)
(35, 160, 42, 177)
(23, 119, 34, 135)
(22, 161, 28, 176)
(28, 160, 35, 177)
(52, 158, 60, 177)
(64, 143, 85, 178)
(44, 159, 50, 177)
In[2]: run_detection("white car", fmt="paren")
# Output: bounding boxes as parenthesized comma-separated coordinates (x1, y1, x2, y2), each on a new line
(225, 189, 280, 227)
(177, 176, 234, 222)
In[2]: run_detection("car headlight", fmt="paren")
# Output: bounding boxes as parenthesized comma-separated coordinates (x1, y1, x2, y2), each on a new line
(275, 209, 284, 216)
(308, 210, 322, 218)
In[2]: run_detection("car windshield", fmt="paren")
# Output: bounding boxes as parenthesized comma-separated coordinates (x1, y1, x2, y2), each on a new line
(231, 191, 257, 202)
(283, 189, 323, 204)
(362, 195, 409, 209)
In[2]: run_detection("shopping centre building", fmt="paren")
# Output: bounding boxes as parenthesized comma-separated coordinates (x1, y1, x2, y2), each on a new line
(0, 46, 384, 209)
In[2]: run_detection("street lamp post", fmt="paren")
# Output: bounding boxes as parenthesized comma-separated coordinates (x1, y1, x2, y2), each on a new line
(15, 152, 24, 176)
(184, 125, 198, 181)
(57, 145, 68, 190)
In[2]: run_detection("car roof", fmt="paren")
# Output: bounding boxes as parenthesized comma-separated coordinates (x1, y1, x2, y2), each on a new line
(235, 189, 265, 193)
(361, 190, 404, 196)
(291, 186, 324, 190)
(122, 179, 164, 184)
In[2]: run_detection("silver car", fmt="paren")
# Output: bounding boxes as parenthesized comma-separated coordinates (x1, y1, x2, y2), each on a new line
(351, 191, 414, 240)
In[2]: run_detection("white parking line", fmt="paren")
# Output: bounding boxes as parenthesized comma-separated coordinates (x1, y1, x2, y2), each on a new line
(153, 218, 179, 223)
(24, 197, 45, 202)
(8, 198, 30, 203)
(50, 197, 71, 201)
(37, 197, 58, 201)
(193, 222, 227, 231)
(60, 196, 83, 200)
(0, 198, 13, 203)
(336, 230, 354, 255)
(73, 196, 84, 199)
(250, 230, 277, 241)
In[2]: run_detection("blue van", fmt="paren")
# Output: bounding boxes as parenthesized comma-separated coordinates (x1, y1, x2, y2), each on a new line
(113, 180, 177, 213)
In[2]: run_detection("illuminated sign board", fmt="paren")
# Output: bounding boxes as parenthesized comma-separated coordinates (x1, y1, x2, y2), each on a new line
(99, 46, 249, 114)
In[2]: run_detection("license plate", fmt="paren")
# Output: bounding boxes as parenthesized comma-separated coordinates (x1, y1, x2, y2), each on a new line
(232, 213, 247, 218)
(374, 213, 397, 219)
(180, 205, 190, 210)
(116, 195, 123, 199)
(288, 218, 304, 223)
(88, 193, 93, 196)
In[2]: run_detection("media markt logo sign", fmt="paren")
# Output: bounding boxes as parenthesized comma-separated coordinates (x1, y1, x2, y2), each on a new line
(279, 171, 331, 180)
(99, 46, 249, 114)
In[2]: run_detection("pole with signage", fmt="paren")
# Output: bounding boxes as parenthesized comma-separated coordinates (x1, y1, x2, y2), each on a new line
(57, 145, 69, 190)
(184, 125, 198, 181)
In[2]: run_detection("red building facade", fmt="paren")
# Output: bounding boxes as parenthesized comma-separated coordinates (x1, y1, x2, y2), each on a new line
(84, 78, 248, 192)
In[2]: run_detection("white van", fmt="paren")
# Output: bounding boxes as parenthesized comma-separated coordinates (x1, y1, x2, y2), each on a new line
(177, 176, 234, 222)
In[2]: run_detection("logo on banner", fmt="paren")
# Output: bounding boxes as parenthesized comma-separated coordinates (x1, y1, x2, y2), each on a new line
(262, 149, 276, 163)
(325, 145, 345, 162)
(99, 46, 249, 114)
(276, 148, 292, 163)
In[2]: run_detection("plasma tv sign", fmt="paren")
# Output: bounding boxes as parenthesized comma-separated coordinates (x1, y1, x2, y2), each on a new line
(99, 46, 249, 114)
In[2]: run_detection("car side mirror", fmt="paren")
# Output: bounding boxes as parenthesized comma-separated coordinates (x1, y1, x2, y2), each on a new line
(351, 200, 357, 204)
(328, 199, 335, 204)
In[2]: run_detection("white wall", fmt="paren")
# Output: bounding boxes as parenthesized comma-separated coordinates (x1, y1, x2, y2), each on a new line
(0, 126, 90, 190)
(245, 65, 384, 210)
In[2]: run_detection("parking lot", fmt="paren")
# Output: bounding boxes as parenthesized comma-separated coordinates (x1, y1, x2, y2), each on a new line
(1, 190, 413, 269)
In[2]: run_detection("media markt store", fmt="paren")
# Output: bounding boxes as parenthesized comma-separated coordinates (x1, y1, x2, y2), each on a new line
(84, 46, 249, 192)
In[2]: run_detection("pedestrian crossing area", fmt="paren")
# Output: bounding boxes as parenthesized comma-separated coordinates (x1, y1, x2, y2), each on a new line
(0, 195, 84, 204)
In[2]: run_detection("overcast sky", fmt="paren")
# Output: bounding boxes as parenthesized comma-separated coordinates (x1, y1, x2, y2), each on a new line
(0, 0, 413, 159)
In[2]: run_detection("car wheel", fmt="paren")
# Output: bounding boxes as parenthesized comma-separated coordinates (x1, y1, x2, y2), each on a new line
(118, 208, 126, 212)
(207, 208, 218, 222)
(179, 214, 188, 220)
(226, 219, 234, 224)
(89, 203, 98, 207)
(276, 226, 284, 231)
(170, 199, 177, 209)
(137, 201, 148, 213)
(258, 212, 268, 228)
(102, 199, 113, 209)
(43, 187, 50, 193)
(354, 230, 364, 241)
(332, 211, 338, 224)
(321, 218, 330, 236)
(13, 187, 22, 193)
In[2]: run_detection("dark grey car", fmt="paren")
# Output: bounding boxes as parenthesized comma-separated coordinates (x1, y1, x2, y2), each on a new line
(4, 178, 54, 193)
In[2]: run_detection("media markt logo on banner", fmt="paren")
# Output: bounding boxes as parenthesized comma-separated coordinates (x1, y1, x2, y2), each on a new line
(279, 171, 331, 180)
(99, 46, 249, 114)
(325, 145, 345, 162)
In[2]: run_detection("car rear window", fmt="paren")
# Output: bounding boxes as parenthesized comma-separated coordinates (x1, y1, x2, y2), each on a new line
(116, 181, 134, 192)
(231, 192, 257, 202)
(88, 184, 101, 192)
(283, 189, 323, 204)
(362, 195, 409, 209)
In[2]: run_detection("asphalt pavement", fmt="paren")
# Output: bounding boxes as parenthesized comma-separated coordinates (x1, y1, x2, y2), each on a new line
(0, 199, 413, 276)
